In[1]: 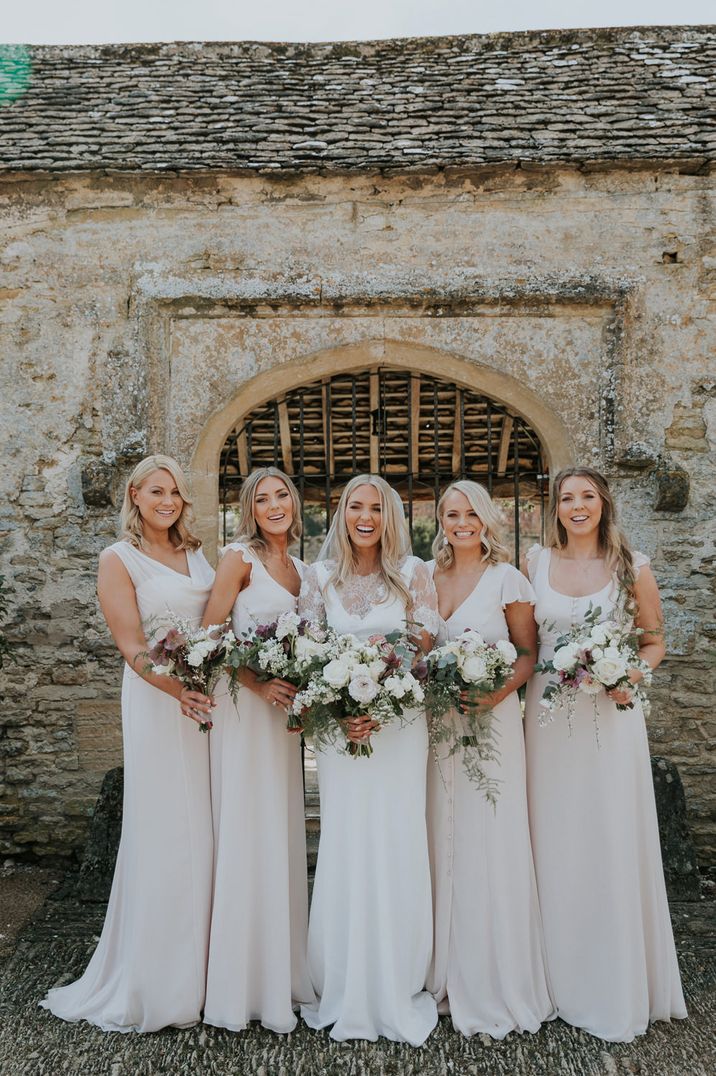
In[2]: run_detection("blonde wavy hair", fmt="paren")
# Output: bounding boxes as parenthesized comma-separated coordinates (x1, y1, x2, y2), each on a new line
(120, 455, 201, 551)
(323, 474, 413, 609)
(432, 480, 510, 569)
(234, 467, 302, 558)
(547, 467, 636, 605)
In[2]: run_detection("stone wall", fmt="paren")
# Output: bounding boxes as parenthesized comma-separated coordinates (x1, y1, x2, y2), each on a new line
(0, 164, 714, 866)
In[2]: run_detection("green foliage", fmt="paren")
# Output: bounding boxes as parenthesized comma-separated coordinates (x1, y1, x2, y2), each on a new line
(411, 516, 436, 561)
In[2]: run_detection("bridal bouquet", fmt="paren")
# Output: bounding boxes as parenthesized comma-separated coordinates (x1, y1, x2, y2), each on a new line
(423, 629, 517, 802)
(536, 605, 652, 741)
(148, 619, 237, 732)
(291, 631, 426, 757)
(225, 612, 331, 730)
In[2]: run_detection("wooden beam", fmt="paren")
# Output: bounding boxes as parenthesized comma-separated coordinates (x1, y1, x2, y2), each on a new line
(497, 415, 514, 477)
(237, 428, 249, 477)
(277, 396, 294, 475)
(322, 379, 335, 479)
(410, 374, 421, 477)
(370, 370, 380, 474)
(451, 387, 462, 475)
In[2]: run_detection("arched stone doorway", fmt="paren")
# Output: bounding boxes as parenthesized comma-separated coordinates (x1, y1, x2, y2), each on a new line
(190, 340, 574, 560)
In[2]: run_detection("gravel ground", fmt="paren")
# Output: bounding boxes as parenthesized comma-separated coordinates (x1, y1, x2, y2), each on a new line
(0, 870, 714, 1076)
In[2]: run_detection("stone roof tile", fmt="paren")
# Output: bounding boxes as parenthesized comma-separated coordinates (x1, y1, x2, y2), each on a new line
(0, 26, 714, 173)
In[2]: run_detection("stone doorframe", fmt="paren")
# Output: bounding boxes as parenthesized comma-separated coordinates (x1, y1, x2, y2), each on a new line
(129, 267, 634, 558)
(189, 338, 574, 559)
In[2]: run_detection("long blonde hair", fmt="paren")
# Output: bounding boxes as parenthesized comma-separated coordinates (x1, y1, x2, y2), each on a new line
(547, 467, 636, 603)
(323, 474, 412, 609)
(432, 480, 510, 569)
(120, 455, 201, 551)
(234, 467, 302, 559)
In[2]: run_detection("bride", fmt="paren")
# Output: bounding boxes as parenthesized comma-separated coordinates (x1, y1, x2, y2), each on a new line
(298, 474, 439, 1044)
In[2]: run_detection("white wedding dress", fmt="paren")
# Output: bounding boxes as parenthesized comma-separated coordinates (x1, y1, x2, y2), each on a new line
(426, 561, 554, 1038)
(298, 557, 439, 1044)
(524, 545, 687, 1041)
(204, 543, 314, 1032)
(41, 541, 215, 1032)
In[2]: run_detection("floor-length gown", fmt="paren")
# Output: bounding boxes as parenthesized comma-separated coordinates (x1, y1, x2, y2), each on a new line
(41, 541, 215, 1032)
(524, 545, 687, 1042)
(203, 543, 314, 1032)
(298, 557, 439, 1044)
(426, 561, 554, 1038)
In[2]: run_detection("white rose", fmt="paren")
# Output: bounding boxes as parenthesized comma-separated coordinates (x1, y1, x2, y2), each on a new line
(295, 635, 324, 662)
(186, 646, 206, 667)
(495, 639, 517, 664)
(383, 674, 407, 699)
(348, 673, 381, 706)
(592, 656, 628, 686)
(275, 612, 300, 640)
(589, 624, 609, 647)
(323, 658, 352, 689)
(368, 658, 386, 682)
(401, 672, 423, 701)
(460, 630, 485, 654)
(460, 653, 489, 682)
(552, 643, 579, 673)
(591, 646, 604, 660)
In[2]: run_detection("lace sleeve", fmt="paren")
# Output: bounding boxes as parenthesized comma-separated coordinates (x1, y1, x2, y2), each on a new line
(408, 558, 441, 637)
(298, 563, 327, 630)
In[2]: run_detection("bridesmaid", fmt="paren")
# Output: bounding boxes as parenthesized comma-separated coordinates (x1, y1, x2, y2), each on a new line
(41, 455, 215, 1032)
(201, 467, 314, 1033)
(426, 481, 554, 1038)
(524, 466, 687, 1041)
(298, 474, 439, 1044)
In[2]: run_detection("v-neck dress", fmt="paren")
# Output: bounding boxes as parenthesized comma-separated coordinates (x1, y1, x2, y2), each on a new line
(203, 543, 314, 1033)
(524, 545, 686, 1042)
(41, 540, 215, 1032)
(425, 560, 554, 1038)
(297, 557, 439, 1045)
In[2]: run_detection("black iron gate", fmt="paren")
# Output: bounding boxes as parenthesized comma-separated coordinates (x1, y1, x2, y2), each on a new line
(220, 367, 549, 563)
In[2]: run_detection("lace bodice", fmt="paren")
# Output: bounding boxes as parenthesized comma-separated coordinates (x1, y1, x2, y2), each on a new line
(299, 556, 440, 640)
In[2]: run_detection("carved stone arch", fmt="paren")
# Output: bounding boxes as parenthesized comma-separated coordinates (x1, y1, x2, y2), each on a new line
(189, 339, 574, 558)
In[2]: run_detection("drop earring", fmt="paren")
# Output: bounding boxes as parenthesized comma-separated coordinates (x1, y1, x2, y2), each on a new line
(442, 535, 449, 547)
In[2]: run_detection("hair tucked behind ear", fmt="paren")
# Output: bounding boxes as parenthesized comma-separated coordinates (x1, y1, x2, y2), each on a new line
(120, 454, 201, 551)
(547, 466, 636, 612)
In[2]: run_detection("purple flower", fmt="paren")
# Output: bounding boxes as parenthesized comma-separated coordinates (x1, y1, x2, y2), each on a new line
(163, 628, 187, 652)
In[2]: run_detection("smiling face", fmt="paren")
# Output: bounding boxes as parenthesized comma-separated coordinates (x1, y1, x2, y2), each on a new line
(557, 475, 603, 540)
(440, 489, 484, 556)
(130, 468, 184, 532)
(344, 483, 383, 550)
(253, 475, 294, 538)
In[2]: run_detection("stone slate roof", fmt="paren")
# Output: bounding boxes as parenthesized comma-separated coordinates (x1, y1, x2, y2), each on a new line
(0, 26, 715, 174)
